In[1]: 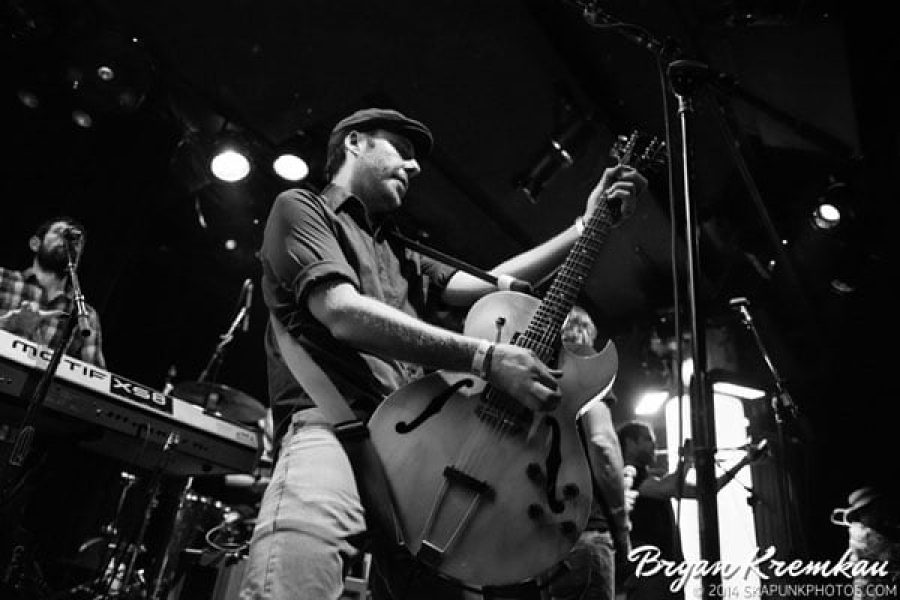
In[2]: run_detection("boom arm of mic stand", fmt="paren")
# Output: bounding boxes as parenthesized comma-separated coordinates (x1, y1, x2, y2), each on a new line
(385, 229, 534, 295)
(197, 306, 248, 385)
(733, 301, 806, 555)
(734, 303, 798, 421)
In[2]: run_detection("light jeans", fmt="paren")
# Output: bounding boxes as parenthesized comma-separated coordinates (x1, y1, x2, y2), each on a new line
(239, 408, 367, 600)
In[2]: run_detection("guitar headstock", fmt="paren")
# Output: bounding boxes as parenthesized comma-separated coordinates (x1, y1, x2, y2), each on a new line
(611, 130, 667, 174)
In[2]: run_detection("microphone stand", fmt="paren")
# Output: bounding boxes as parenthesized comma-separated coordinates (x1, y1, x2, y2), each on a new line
(570, 2, 728, 591)
(196, 284, 251, 412)
(566, 4, 837, 593)
(0, 237, 91, 499)
(382, 226, 534, 295)
(732, 300, 806, 556)
(668, 60, 723, 595)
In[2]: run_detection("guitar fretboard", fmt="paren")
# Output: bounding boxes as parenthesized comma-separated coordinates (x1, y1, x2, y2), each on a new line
(516, 199, 616, 364)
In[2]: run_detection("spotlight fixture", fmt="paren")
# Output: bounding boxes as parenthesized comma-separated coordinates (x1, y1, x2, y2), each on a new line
(516, 115, 594, 204)
(270, 131, 313, 182)
(272, 153, 309, 181)
(17, 89, 40, 109)
(811, 202, 841, 230)
(635, 390, 669, 415)
(809, 181, 852, 232)
(210, 148, 251, 182)
(208, 128, 254, 183)
(64, 32, 155, 121)
(707, 368, 767, 400)
(72, 109, 94, 128)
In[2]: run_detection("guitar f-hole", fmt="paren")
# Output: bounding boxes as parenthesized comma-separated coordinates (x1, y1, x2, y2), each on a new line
(543, 416, 565, 513)
(395, 379, 473, 434)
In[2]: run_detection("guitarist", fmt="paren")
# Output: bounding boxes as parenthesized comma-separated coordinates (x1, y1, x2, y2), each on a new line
(239, 107, 647, 600)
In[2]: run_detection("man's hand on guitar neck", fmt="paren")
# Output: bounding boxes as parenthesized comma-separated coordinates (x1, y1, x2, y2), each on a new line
(583, 165, 647, 228)
(484, 343, 562, 413)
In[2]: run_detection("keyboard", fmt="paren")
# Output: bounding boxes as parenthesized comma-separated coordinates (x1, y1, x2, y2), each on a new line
(0, 329, 261, 476)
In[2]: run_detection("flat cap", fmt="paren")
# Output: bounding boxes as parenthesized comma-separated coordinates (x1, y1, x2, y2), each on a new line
(329, 108, 433, 158)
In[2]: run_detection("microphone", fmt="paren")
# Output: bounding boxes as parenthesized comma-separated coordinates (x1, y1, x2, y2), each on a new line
(241, 278, 253, 333)
(746, 438, 769, 460)
(62, 226, 84, 241)
(729, 296, 753, 325)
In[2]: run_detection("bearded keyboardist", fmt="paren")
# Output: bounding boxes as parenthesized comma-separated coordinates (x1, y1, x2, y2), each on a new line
(0, 216, 105, 368)
(0, 216, 112, 596)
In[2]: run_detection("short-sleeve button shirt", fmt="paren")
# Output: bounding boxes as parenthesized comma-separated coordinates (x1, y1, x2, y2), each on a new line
(260, 184, 456, 421)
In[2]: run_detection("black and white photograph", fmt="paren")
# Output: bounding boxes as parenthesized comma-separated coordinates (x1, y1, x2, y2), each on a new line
(1, 1, 896, 599)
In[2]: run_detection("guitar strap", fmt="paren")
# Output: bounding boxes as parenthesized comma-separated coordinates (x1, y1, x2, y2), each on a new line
(268, 314, 408, 556)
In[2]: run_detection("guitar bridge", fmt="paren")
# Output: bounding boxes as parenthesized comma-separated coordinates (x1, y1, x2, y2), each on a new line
(443, 465, 495, 501)
(416, 540, 444, 568)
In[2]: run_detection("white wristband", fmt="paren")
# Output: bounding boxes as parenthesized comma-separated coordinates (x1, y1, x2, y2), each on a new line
(471, 340, 493, 379)
(496, 274, 514, 291)
(574, 215, 586, 235)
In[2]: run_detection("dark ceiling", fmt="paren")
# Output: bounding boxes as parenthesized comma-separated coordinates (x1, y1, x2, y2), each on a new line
(2, 0, 897, 556)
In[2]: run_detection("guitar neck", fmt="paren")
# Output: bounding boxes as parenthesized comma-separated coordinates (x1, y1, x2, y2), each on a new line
(516, 199, 616, 364)
(512, 131, 663, 363)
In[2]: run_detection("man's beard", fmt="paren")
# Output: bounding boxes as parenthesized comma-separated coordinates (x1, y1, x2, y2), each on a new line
(35, 243, 70, 277)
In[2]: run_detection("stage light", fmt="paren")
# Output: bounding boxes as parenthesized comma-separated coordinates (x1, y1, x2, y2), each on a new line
(224, 239, 237, 251)
(829, 278, 855, 295)
(273, 153, 309, 181)
(72, 109, 93, 128)
(516, 116, 592, 203)
(96, 65, 115, 82)
(811, 202, 841, 230)
(713, 382, 766, 400)
(17, 90, 40, 109)
(63, 32, 154, 121)
(635, 390, 669, 415)
(708, 369, 767, 400)
(678, 361, 767, 400)
(210, 149, 251, 182)
(809, 181, 852, 232)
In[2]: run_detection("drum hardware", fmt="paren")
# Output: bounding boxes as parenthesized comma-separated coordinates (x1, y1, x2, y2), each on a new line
(173, 381, 265, 425)
(69, 434, 181, 599)
(179, 279, 263, 425)
(149, 477, 247, 600)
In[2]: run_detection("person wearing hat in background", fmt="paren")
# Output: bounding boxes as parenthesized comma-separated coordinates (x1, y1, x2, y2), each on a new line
(238, 107, 647, 599)
(831, 486, 900, 599)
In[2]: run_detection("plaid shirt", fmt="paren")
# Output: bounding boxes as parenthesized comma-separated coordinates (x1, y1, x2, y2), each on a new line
(0, 267, 106, 368)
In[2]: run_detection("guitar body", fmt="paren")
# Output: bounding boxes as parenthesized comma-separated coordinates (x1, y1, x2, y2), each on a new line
(368, 291, 618, 586)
